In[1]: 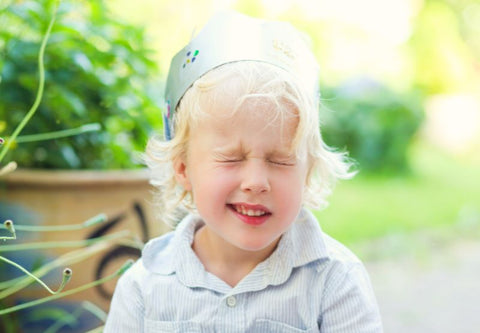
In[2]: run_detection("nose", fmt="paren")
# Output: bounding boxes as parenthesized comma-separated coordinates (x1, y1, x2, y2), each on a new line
(240, 159, 271, 193)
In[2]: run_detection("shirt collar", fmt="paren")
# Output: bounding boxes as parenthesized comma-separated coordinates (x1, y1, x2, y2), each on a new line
(142, 209, 329, 293)
(249, 209, 329, 290)
(141, 214, 199, 276)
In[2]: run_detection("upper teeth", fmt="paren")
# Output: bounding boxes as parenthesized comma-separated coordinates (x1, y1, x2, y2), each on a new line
(235, 205, 267, 216)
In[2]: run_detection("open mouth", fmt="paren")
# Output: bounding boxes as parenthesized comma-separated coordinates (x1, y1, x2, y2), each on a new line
(227, 203, 271, 217)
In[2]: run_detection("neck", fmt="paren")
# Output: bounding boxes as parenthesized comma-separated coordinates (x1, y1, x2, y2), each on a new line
(192, 225, 279, 287)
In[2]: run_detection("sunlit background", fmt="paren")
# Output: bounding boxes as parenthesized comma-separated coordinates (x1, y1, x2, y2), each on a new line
(1, 0, 480, 331)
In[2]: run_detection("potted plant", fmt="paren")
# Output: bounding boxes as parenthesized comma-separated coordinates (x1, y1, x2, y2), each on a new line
(0, 0, 168, 313)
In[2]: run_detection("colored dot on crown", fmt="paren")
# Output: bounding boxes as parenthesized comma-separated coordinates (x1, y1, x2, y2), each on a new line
(182, 49, 200, 68)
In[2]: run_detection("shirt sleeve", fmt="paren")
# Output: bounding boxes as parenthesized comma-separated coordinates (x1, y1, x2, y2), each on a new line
(104, 263, 145, 332)
(319, 262, 383, 333)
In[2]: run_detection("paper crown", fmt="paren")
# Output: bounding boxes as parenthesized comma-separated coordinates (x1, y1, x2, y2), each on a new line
(164, 11, 319, 140)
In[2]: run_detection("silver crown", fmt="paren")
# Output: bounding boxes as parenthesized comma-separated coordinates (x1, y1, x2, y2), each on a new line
(164, 11, 319, 139)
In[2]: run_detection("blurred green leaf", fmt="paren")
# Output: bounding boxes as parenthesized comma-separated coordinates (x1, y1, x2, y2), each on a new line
(0, 0, 163, 169)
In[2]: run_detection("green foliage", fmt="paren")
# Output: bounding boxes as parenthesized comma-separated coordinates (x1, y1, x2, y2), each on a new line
(0, 0, 162, 169)
(314, 142, 480, 246)
(408, 0, 477, 94)
(320, 78, 424, 173)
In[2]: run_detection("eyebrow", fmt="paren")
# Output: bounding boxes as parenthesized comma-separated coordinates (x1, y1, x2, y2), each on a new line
(211, 142, 244, 154)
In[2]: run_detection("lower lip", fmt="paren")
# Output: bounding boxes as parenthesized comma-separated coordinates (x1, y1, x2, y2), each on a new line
(229, 207, 271, 226)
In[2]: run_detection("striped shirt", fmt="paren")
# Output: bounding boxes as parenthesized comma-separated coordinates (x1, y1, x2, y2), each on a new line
(105, 209, 383, 332)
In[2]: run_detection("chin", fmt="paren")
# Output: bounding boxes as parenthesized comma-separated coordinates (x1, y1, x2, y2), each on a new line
(234, 237, 280, 253)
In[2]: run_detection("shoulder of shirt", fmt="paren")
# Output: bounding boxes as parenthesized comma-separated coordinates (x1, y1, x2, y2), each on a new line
(141, 230, 178, 274)
(115, 230, 177, 285)
(298, 209, 362, 267)
(309, 228, 364, 278)
(142, 230, 176, 258)
(322, 232, 362, 265)
(284, 209, 364, 277)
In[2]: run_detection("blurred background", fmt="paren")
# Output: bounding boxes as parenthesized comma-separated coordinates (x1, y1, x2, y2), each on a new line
(1, 0, 480, 332)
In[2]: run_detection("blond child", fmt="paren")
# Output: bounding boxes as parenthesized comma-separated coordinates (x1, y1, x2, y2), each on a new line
(105, 11, 383, 332)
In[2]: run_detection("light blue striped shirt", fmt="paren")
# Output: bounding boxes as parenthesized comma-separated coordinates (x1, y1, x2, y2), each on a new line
(105, 209, 383, 332)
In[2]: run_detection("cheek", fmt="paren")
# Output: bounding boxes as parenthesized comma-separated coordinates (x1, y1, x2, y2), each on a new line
(191, 167, 237, 198)
(289, 168, 309, 200)
(273, 169, 305, 195)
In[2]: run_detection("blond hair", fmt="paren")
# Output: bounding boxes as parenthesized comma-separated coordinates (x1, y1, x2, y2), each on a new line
(145, 61, 354, 227)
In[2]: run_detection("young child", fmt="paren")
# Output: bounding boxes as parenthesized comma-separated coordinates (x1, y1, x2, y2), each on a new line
(105, 11, 383, 332)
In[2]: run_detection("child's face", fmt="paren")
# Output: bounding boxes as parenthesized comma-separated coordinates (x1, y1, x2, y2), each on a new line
(174, 91, 309, 254)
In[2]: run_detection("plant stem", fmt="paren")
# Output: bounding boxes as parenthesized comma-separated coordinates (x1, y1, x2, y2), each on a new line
(0, 161, 17, 177)
(0, 230, 129, 252)
(43, 301, 107, 333)
(13, 123, 101, 143)
(44, 304, 84, 333)
(0, 256, 70, 296)
(0, 234, 16, 241)
(0, 241, 117, 297)
(0, 220, 16, 241)
(0, 259, 133, 316)
(0, 3, 58, 164)
(82, 301, 108, 322)
(10, 213, 107, 232)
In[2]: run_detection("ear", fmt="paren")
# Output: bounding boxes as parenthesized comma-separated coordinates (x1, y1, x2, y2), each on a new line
(173, 156, 192, 191)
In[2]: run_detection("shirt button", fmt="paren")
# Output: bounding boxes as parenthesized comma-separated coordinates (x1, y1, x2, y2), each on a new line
(226, 295, 237, 307)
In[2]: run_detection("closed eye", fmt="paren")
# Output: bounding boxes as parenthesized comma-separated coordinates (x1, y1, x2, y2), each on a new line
(213, 151, 244, 163)
(268, 159, 296, 166)
(216, 157, 244, 163)
(221, 159, 242, 163)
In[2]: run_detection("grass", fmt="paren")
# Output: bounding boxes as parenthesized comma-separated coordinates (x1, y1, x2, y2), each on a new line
(313, 141, 480, 246)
